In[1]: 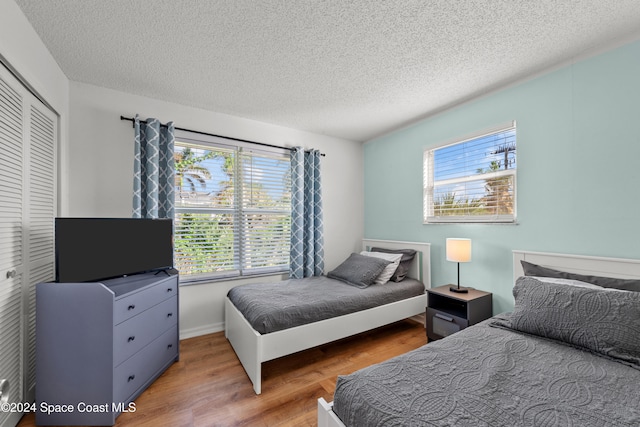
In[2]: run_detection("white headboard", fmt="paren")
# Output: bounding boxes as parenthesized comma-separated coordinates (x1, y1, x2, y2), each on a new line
(363, 239, 431, 288)
(513, 250, 640, 283)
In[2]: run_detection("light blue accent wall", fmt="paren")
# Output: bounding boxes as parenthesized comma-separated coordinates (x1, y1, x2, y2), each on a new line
(364, 39, 640, 314)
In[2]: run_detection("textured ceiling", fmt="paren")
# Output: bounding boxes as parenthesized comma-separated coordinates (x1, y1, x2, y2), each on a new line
(14, 0, 640, 142)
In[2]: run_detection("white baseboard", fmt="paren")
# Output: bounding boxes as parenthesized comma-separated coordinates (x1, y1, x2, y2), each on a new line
(410, 313, 426, 327)
(180, 321, 224, 340)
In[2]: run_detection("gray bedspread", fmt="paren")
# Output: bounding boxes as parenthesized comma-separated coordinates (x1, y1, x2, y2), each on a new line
(334, 318, 640, 426)
(333, 278, 640, 426)
(226, 276, 425, 334)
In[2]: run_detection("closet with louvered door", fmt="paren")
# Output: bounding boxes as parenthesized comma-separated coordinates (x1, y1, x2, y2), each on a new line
(0, 63, 57, 427)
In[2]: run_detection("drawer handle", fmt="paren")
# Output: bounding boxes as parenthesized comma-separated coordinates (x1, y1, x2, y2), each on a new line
(167, 313, 173, 318)
(167, 344, 173, 349)
(167, 288, 173, 292)
(128, 336, 136, 342)
(128, 375, 135, 382)
(435, 313, 454, 322)
(128, 304, 136, 311)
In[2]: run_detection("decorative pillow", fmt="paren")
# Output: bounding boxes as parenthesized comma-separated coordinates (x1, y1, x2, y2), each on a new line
(370, 247, 417, 282)
(359, 251, 402, 285)
(530, 276, 607, 290)
(521, 260, 640, 292)
(327, 253, 391, 289)
(498, 276, 640, 366)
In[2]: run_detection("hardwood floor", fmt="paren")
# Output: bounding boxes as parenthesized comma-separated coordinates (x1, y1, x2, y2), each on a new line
(18, 318, 426, 427)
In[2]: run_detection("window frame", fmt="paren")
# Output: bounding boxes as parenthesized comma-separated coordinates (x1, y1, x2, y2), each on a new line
(423, 122, 517, 224)
(173, 130, 292, 284)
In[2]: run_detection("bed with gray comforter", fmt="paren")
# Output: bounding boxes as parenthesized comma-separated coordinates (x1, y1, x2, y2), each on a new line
(332, 277, 640, 426)
(227, 276, 425, 334)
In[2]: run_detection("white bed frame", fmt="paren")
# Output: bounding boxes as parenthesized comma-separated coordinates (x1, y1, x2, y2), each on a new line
(224, 239, 430, 395)
(318, 249, 640, 427)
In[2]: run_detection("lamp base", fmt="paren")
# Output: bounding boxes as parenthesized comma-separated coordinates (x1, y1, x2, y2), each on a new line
(449, 286, 469, 293)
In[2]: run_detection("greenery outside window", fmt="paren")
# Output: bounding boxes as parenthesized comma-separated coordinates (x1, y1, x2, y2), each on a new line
(423, 122, 516, 223)
(174, 132, 291, 282)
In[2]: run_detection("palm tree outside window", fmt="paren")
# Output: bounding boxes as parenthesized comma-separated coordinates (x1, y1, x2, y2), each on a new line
(423, 122, 517, 223)
(174, 135, 291, 283)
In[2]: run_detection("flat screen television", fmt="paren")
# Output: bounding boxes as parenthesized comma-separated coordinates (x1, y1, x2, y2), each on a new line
(55, 217, 174, 283)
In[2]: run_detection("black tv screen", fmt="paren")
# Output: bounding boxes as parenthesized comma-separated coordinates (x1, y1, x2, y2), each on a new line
(55, 217, 174, 282)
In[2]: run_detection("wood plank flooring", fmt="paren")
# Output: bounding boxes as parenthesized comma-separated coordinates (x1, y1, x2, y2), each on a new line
(18, 318, 426, 427)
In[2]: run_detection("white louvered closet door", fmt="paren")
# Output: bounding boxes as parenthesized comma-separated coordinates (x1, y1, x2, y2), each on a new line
(0, 63, 57, 427)
(24, 98, 57, 402)
(0, 66, 25, 427)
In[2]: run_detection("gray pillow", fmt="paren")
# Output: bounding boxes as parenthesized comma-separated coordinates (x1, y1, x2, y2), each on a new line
(497, 276, 640, 367)
(327, 253, 391, 288)
(370, 247, 417, 282)
(521, 260, 640, 292)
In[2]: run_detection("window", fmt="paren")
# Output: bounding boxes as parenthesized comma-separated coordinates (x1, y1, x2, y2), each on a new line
(423, 122, 516, 223)
(174, 132, 291, 282)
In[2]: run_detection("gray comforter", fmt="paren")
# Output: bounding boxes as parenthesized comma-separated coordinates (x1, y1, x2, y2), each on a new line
(333, 278, 640, 426)
(227, 276, 425, 334)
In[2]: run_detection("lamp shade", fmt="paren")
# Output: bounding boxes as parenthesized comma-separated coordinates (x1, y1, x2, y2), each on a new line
(446, 238, 472, 263)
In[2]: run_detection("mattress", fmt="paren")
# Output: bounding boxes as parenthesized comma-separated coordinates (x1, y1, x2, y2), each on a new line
(226, 276, 425, 334)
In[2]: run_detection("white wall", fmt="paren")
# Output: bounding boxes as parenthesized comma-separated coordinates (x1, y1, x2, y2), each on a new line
(0, 0, 70, 213)
(0, 0, 68, 112)
(68, 81, 364, 338)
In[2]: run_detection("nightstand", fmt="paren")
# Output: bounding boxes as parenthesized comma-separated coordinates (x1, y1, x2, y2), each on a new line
(426, 285, 492, 341)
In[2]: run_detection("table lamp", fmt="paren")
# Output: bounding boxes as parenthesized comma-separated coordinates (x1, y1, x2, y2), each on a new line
(446, 238, 471, 293)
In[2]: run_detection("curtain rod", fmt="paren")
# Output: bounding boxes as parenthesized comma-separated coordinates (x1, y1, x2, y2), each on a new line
(120, 116, 325, 156)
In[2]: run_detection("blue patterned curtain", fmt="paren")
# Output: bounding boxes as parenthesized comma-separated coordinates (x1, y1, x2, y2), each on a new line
(290, 147, 324, 278)
(132, 115, 175, 219)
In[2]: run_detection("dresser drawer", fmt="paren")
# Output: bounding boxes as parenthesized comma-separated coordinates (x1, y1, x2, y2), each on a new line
(114, 277, 177, 325)
(114, 296, 177, 366)
(114, 325, 178, 404)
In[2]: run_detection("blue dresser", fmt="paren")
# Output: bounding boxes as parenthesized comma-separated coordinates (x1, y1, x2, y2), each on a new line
(35, 271, 179, 426)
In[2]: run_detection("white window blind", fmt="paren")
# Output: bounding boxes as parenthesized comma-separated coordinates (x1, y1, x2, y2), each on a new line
(238, 150, 291, 274)
(174, 138, 291, 282)
(423, 123, 517, 223)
